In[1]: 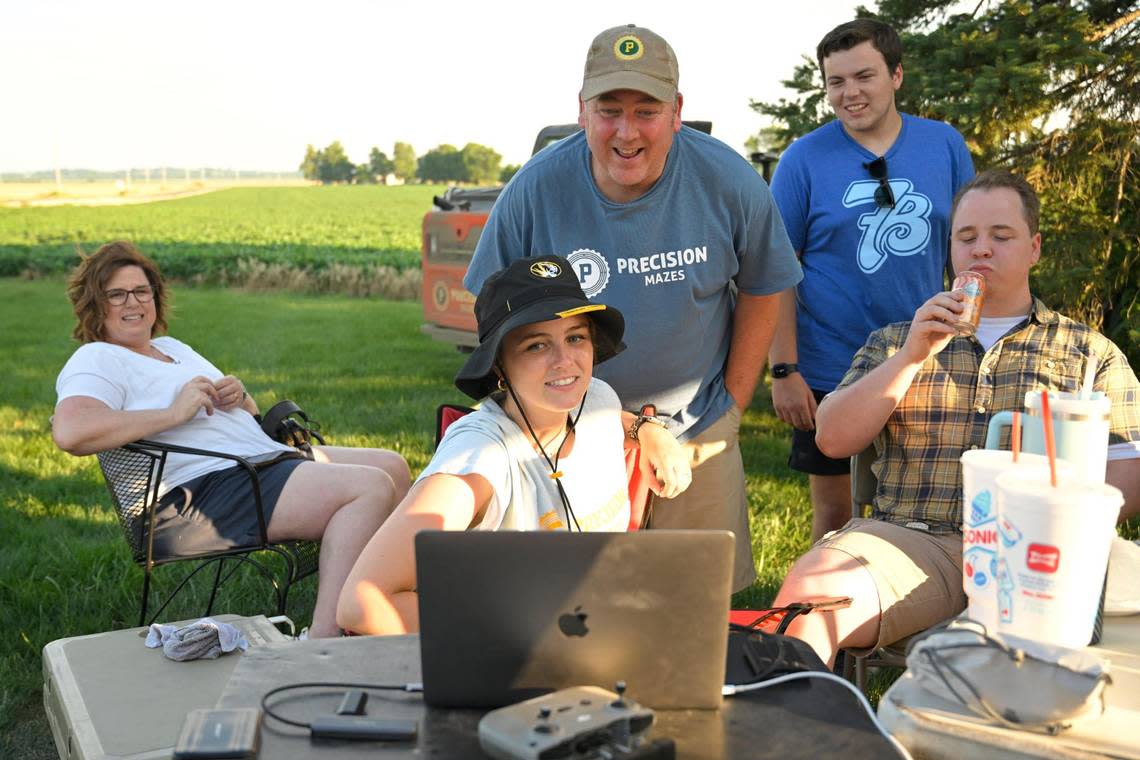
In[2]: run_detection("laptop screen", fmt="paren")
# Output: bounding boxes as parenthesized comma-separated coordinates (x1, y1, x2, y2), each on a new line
(415, 530, 734, 709)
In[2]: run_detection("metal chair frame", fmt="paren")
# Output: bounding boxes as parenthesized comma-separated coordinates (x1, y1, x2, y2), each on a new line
(847, 442, 909, 691)
(96, 439, 320, 626)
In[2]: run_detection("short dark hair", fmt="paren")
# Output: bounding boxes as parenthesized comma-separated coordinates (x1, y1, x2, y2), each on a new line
(67, 240, 170, 343)
(951, 169, 1041, 236)
(817, 18, 902, 77)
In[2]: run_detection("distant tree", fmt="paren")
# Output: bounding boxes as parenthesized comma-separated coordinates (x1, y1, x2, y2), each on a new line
(300, 144, 321, 181)
(369, 147, 395, 179)
(418, 144, 466, 183)
(460, 142, 503, 184)
(500, 164, 521, 183)
(318, 141, 355, 184)
(750, 0, 1140, 364)
(355, 163, 376, 184)
(393, 142, 417, 181)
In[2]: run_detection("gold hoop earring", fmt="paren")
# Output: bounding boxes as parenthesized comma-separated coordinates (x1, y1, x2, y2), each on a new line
(496, 376, 507, 393)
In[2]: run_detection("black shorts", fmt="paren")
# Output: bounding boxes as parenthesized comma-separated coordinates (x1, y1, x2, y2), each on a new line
(152, 454, 306, 558)
(788, 388, 851, 476)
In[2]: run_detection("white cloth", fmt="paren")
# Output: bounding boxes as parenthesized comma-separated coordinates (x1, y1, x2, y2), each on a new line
(419, 378, 630, 532)
(55, 336, 293, 496)
(145, 617, 249, 661)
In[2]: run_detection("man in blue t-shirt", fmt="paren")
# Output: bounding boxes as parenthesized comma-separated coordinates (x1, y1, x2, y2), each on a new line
(769, 19, 974, 540)
(464, 24, 802, 591)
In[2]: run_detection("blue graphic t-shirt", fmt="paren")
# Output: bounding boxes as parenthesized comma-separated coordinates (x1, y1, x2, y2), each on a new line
(465, 127, 801, 441)
(771, 114, 974, 391)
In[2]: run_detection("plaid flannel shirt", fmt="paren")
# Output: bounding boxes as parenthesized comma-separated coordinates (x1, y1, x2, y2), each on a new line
(837, 298, 1140, 530)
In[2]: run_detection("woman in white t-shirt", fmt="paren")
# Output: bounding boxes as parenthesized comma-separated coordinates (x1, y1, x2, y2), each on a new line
(336, 255, 692, 636)
(52, 241, 410, 638)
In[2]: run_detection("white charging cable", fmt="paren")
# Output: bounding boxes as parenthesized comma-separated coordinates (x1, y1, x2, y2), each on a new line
(723, 671, 914, 760)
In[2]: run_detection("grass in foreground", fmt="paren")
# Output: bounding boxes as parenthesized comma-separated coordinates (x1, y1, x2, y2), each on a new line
(0, 276, 816, 745)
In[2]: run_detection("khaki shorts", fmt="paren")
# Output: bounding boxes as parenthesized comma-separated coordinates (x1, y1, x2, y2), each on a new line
(648, 405, 756, 592)
(818, 518, 965, 651)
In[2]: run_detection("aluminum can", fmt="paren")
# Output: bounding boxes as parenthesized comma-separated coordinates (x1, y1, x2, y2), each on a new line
(952, 270, 986, 336)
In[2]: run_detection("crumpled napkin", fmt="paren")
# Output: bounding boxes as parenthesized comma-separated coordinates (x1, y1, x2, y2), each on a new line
(145, 617, 249, 661)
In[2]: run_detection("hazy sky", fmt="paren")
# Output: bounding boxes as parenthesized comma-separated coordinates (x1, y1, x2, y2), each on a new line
(1, 0, 863, 173)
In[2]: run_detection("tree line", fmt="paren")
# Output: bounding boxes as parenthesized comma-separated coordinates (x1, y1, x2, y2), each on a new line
(300, 141, 521, 185)
(752, 0, 1139, 366)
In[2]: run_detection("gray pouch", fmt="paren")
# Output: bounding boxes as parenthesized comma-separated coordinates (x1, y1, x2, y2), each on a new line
(906, 619, 1111, 734)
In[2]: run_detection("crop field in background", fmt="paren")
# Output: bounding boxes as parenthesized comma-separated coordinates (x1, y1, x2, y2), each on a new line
(0, 185, 438, 297)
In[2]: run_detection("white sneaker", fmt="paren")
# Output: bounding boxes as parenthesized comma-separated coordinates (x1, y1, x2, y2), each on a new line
(298, 627, 310, 641)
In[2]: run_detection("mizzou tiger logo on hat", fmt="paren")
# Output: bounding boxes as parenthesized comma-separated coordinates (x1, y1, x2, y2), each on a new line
(530, 260, 562, 278)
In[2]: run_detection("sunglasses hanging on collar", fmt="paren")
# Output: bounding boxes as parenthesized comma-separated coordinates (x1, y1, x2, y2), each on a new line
(863, 156, 896, 209)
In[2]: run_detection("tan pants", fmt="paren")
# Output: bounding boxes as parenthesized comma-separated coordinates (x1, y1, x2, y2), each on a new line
(648, 405, 756, 592)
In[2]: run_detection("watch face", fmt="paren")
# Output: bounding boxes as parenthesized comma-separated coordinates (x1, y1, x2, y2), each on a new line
(772, 364, 795, 378)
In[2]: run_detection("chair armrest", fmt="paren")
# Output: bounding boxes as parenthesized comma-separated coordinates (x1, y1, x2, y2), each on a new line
(125, 440, 271, 542)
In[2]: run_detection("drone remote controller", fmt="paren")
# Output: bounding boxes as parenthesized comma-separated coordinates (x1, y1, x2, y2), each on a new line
(478, 683, 661, 760)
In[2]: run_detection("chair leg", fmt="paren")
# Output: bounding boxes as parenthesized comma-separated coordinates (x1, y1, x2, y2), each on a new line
(204, 558, 227, 617)
(139, 566, 153, 628)
(856, 655, 868, 693)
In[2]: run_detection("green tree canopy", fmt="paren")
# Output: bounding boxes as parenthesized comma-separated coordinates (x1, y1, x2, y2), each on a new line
(299, 144, 321, 181)
(393, 142, 417, 181)
(460, 142, 503, 184)
(369, 147, 395, 179)
(417, 144, 465, 182)
(752, 0, 1140, 363)
(299, 141, 356, 184)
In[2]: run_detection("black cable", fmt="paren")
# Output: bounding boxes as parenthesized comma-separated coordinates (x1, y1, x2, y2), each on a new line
(260, 681, 419, 729)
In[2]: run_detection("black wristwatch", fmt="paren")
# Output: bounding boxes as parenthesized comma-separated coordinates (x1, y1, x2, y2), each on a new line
(771, 363, 799, 379)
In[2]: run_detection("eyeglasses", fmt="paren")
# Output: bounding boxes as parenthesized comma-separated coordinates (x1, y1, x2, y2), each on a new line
(104, 285, 155, 305)
(863, 156, 896, 209)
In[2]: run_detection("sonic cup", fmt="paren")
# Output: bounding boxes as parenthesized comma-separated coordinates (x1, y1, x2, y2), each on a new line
(994, 469, 1121, 647)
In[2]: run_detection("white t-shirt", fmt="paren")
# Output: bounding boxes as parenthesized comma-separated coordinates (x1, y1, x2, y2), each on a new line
(419, 378, 630, 532)
(55, 336, 293, 495)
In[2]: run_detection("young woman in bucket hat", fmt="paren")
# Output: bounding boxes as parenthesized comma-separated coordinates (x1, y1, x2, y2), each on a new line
(336, 255, 691, 636)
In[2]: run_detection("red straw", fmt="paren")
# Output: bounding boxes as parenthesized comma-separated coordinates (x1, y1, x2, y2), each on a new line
(1040, 391, 1058, 487)
(1011, 412, 1021, 462)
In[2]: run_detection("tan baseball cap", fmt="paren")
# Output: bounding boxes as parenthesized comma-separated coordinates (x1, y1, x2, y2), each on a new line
(581, 24, 679, 103)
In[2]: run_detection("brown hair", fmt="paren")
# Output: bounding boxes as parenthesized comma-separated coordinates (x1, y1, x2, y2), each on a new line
(67, 241, 170, 343)
(817, 18, 902, 77)
(951, 169, 1041, 235)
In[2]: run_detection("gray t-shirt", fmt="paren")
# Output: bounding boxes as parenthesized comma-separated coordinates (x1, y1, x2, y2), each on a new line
(464, 127, 801, 440)
(418, 378, 630, 532)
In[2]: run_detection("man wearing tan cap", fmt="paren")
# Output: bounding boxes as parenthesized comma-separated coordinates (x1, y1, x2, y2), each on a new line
(465, 24, 801, 591)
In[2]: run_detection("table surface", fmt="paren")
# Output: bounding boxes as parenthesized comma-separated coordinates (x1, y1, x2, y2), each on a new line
(217, 634, 898, 759)
(879, 614, 1140, 759)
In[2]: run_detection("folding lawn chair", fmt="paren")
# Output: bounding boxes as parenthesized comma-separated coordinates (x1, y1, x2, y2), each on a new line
(97, 439, 320, 626)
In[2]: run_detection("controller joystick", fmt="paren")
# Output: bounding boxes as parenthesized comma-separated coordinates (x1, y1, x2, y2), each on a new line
(611, 681, 628, 709)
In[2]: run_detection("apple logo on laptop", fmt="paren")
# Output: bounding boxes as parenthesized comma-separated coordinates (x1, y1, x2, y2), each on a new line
(558, 606, 589, 637)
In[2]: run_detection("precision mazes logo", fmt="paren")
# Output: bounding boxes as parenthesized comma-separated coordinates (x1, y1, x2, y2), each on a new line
(568, 249, 611, 298)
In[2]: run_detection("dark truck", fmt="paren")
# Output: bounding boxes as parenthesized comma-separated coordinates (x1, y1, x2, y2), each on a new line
(419, 122, 714, 350)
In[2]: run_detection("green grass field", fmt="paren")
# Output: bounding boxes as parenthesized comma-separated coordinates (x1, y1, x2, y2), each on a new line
(0, 275, 818, 754)
(0, 185, 438, 280)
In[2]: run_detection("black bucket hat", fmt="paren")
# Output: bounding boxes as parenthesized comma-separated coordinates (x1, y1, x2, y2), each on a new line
(455, 256, 625, 400)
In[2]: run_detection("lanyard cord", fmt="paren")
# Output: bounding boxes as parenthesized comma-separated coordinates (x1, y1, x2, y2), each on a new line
(499, 369, 587, 532)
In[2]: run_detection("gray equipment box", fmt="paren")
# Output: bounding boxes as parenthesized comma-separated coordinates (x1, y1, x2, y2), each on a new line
(43, 614, 287, 760)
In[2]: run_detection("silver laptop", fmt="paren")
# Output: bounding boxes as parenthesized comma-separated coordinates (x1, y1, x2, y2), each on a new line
(415, 530, 734, 709)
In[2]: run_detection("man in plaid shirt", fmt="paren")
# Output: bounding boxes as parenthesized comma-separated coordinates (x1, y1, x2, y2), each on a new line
(774, 169, 1140, 667)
